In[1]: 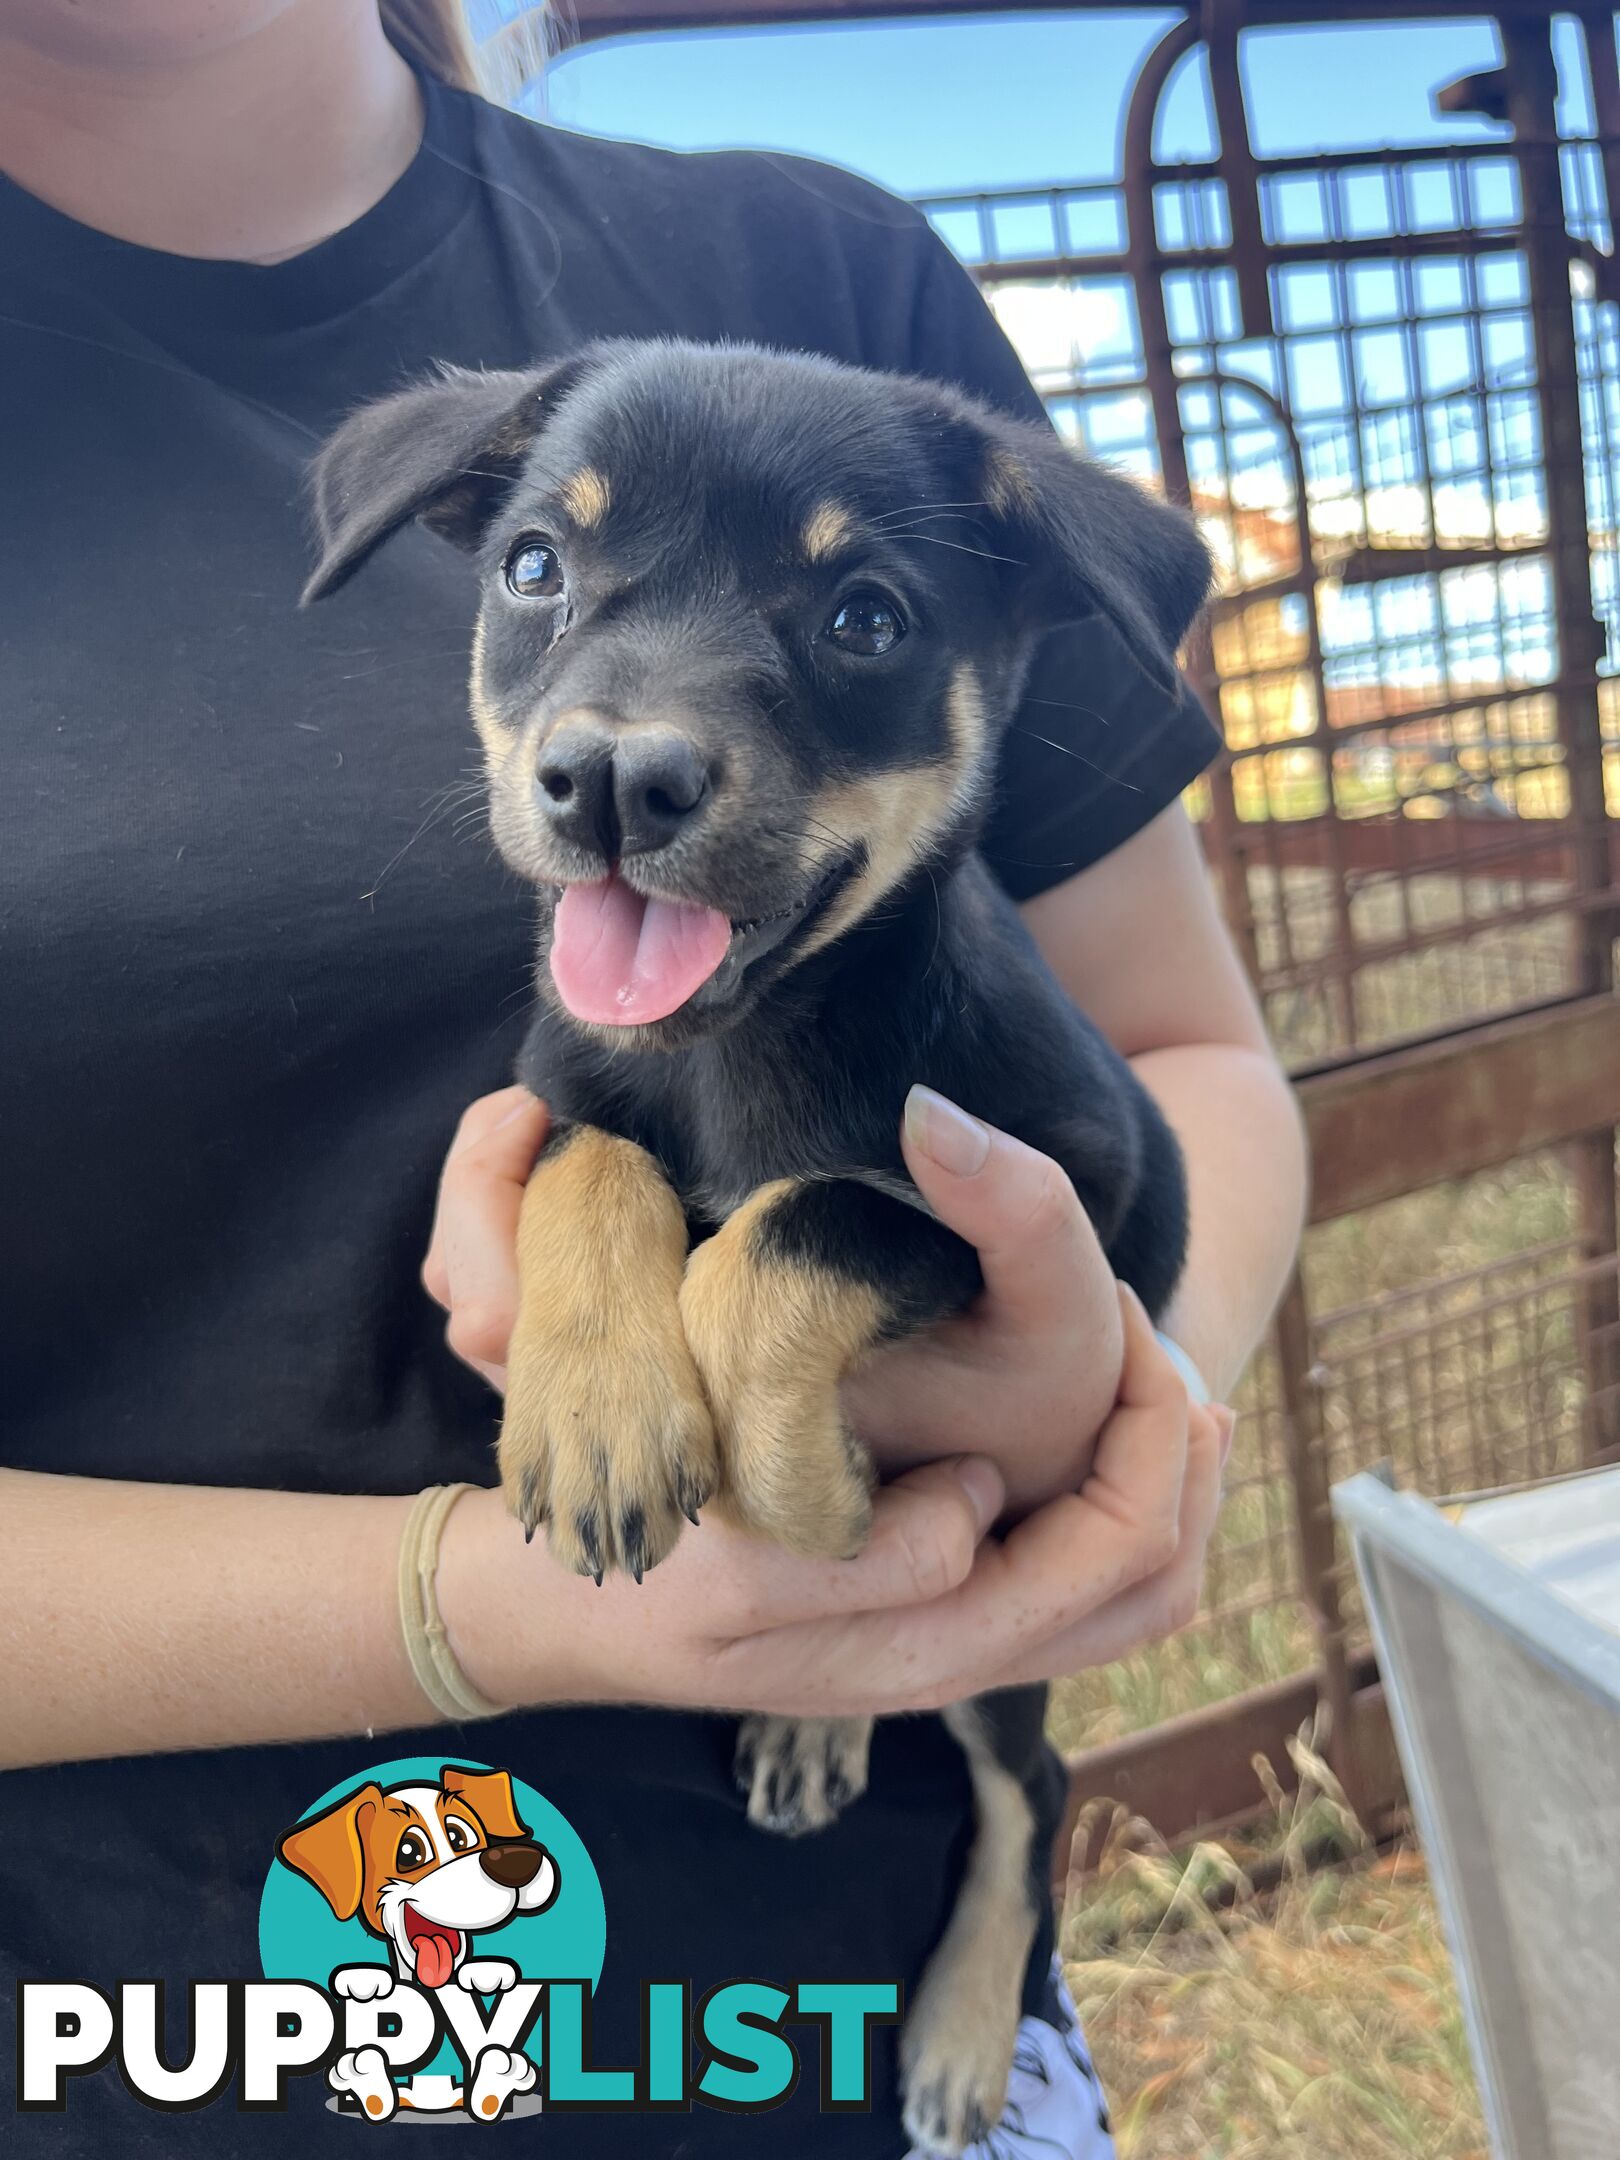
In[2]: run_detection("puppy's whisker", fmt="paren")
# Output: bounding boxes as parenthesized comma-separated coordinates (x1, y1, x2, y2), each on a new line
(871, 499, 990, 526)
(1020, 695, 1115, 726)
(360, 782, 485, 901)
(1009, 723, 1141, 791)
(887, 532, 1026, 567)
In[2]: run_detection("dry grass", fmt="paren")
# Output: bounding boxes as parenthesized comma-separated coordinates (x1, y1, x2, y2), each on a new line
(1035, 867, 1600, 2150)
(1061, 1742, 1487, 2159)
(1046, 1144, 1582, 1752)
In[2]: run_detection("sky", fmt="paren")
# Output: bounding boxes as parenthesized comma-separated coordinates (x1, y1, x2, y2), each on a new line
(529, 9, 1614, 701)
(541, 13, 1535, 198)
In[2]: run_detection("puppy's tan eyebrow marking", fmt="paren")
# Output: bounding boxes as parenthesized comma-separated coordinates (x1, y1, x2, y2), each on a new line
(802, 501, 860, 563)
(559, 467, 611, 528)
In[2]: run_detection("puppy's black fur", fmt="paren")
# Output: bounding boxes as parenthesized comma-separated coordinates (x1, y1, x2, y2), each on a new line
(305, 339, 1209, 2156)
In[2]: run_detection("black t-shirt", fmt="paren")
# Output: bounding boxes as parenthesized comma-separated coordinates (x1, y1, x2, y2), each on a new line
(0, 73, 1218, 2156)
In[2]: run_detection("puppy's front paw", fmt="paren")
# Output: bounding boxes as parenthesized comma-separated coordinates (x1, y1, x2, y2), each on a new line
(680, 1190, 878, 1560)
(735, 1715, 873, 1836)
(501, 1319, 717, 1581)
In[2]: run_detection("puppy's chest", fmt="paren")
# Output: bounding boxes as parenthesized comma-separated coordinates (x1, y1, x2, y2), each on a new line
(670, 1070, 872, 1228)
(584, 1040, 895, 1231)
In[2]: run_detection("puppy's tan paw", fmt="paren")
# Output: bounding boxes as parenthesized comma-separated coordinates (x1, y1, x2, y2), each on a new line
(500, 1325, 716, 1581)
(705, 1363, 875, 1562)
(734, 1715, 872, 1837)
(900, 1996, 1020, 2159)
(502, 1125, 717, 1581)
(680, 1185, 880, 1560)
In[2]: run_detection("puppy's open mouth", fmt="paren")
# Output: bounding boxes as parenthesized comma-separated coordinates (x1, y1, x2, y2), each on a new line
(549, 862, 849, 1027)
(402, 1905, 463, 1989)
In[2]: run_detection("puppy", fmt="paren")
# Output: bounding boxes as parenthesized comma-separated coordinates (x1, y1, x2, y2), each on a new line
(303, 340, 1206, 2153)
(278, 1763, 558, 2120)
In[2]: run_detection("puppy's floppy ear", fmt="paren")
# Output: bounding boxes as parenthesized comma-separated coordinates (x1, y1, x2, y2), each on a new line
(300, 352, 595, 605)
(276, 1781, 384, 1922)
(971, 410, 1213, 693)
(440, 1764, 531, 1843)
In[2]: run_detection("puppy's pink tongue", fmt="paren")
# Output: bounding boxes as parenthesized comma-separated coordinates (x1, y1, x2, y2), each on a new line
(551, 875, 732, 1026)
(413, 1929, 455, 1990)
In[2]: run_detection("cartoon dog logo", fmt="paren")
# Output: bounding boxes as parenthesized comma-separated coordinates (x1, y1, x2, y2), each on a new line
(277, 1764, 559, 2122)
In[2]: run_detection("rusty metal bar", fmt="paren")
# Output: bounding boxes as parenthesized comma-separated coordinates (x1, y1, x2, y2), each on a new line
(1576, 7, 1620, 306)
(1275, 1276, 1364, 1813)
(1203, 0, 1275, 338)
(1119, 15, 1267, 1003)
(1500, 18, 1620, 1462)
(1056, 1657, 1401, 1889)
(558, 0, 1586, 44)
(1298, 992, 1620, 1220)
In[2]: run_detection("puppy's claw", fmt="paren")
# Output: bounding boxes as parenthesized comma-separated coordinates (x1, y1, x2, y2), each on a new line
(573, 1509, 603, 1580)
(618, 1506, 648, 1585)
(514, 1467, 546, 1546)
(675, 1465, 711, 1529)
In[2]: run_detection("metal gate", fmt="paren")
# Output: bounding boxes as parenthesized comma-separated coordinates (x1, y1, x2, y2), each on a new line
(544, 0, 1620, 1848)
(910, 3, 1620, 1843)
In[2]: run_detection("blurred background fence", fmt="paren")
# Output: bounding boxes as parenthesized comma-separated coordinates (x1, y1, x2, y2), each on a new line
(909, 0, 1620, 1854)
(518, 0, 1620, 1858)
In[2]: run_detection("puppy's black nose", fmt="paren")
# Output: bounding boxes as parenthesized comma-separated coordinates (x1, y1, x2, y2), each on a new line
(538, 717, 710, 860)
(479, 1840, 544, 1889)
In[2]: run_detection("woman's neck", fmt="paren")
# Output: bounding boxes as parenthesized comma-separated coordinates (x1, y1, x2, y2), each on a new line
(0, 2, 424, 264)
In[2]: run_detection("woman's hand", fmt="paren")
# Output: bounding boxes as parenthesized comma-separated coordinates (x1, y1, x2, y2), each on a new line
(435, 1284, 1229, 1718)
(423, 1083, 1231, 1715)
(845, 1086, 1126, 1514)
(425, 1083, 1140, 1514)
(421, 1085, 551, 1392)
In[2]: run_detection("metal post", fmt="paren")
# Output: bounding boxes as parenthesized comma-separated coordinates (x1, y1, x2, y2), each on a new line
(1501, 17, 1620, 1461)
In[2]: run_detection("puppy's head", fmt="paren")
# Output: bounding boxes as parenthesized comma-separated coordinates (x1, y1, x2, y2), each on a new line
(305, 340, 1210, 1047)
(276, 1767, 559, 1986)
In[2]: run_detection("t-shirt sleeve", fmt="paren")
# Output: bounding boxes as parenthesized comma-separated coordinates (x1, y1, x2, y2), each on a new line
(901, 224, 1222, 900)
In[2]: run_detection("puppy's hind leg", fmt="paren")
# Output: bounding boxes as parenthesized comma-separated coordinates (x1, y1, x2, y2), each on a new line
(734, 1713, 873, 1837)
(900, 1692, 1045, 2159)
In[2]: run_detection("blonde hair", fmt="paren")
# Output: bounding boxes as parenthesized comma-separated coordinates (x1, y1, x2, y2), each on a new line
(379, 0, 554, 102)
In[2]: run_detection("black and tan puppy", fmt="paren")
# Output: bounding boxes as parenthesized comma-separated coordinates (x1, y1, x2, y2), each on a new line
(304, 339, 1208, 2154)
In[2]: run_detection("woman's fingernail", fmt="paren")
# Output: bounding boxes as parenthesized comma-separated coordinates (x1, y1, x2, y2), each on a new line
(1216, 1407, 1237, 1470)
(952, 1455, 1004, 1531)
(905, 1085, 990, 1177)
(493, 1093, 538, 1130)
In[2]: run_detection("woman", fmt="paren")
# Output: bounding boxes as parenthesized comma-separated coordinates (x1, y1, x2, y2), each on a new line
(0, 3, 1305, 2153)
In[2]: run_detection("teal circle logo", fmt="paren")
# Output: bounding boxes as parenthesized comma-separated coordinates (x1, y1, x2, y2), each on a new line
(259, 1756, 605, 2108)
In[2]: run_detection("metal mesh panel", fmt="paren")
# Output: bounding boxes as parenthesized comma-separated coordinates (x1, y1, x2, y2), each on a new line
(924, 18, 1620, 1779)
(919, 49, 1620, 1072)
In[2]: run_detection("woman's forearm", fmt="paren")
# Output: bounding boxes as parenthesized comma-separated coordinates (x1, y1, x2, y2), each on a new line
(1131, 1041, 1308, 1397)
(1020, 806, 1307, 1405)
(1, 1469, 443, 1768)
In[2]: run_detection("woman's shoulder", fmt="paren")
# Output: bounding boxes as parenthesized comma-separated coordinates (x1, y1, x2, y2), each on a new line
(468, 84, 923, 234)
(453, 85, 934, 363)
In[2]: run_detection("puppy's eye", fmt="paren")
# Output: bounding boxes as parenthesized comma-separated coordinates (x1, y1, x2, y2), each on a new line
(396, 1830, 431, 1871)
(444, 1818, 476, 1853)
(505, 537, 564, 599)
(826, 591, 906, 657)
